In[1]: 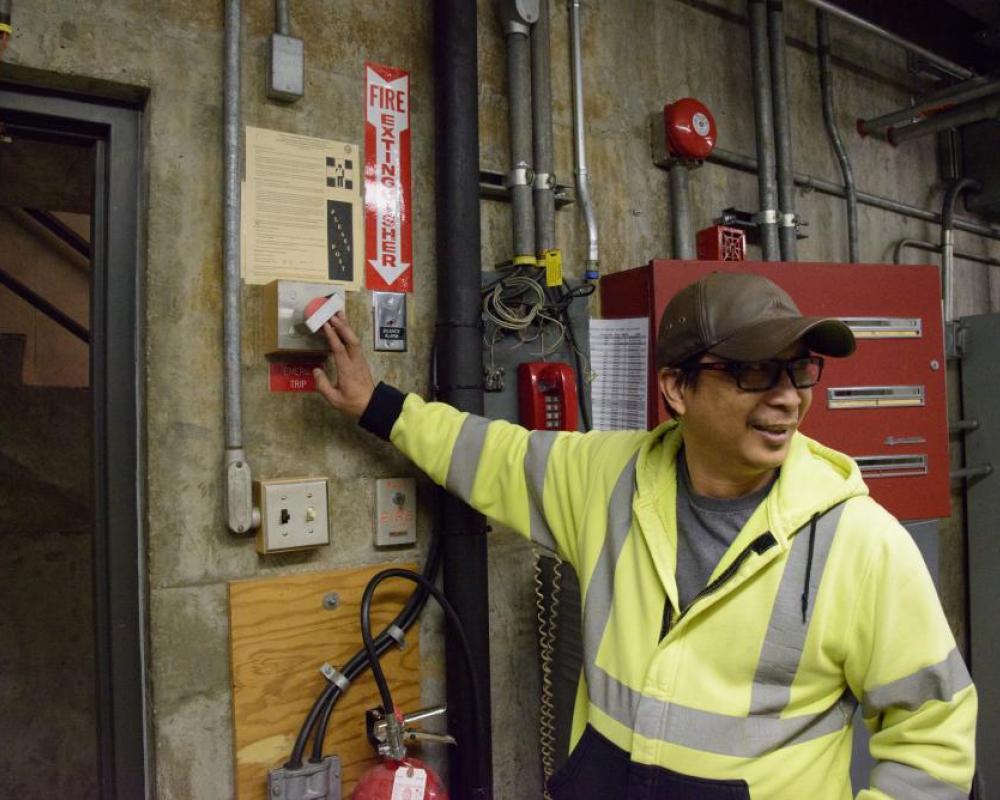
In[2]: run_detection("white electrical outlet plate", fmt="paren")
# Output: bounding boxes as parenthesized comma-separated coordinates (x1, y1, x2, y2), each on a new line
(254, 477, 330, 554)
(375, 478, 417, 547)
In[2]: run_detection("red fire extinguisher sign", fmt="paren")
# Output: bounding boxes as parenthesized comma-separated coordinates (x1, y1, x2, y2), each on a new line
(365, 62, 413, 293)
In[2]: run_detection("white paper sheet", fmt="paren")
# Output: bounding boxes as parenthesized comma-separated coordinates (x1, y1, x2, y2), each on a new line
(243, 126, 362, 288)
(589, 317, 649, 431)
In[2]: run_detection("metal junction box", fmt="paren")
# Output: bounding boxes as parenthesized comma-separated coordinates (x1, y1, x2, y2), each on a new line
(600, 260, 949, 521)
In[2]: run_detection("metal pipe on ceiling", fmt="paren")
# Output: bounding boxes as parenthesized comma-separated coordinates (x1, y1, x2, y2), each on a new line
(568, 0, 599, 278)
(767, 0, 797, 260)
(816, 10, 859, 262)
(432, 1, 493, 796)
(222, 0, 256, 535)
(858, 76, 1000, 139)
(799, 0, 975, 81)
(748, 0, 780, 261)
(707, 146, 1000, 241)
(893, 238, 1000, 268)
(887, 95, 1000, 145)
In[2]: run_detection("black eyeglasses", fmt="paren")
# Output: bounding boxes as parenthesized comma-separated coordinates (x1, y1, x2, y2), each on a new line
(695, 356, 825, 392)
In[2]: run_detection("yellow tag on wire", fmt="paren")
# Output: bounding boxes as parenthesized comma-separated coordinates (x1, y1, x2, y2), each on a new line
(542, 249, 562, 287)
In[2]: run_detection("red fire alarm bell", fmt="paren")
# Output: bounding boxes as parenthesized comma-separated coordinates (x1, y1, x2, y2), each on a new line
(663, 98, 717, 162)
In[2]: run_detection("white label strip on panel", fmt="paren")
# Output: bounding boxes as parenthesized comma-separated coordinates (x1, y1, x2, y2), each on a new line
(854, 454, 928, 478)
(827, 385, 925, 409)
(840, 317, 922, 338)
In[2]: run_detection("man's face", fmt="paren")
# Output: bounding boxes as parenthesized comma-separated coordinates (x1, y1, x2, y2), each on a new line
(658, 342, 813, 484)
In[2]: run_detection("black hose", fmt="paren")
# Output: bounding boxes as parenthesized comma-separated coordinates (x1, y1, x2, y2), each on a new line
(305, 530, 443, 762)
(285, 530, 442, 768)
(360, 567, 488, 794)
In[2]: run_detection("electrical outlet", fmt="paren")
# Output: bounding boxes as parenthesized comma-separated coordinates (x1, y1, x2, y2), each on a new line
(254, 477, 330, 554)
(375, 478, 417, 546)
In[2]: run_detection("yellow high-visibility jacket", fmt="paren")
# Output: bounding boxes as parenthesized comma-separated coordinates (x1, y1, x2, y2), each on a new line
(364, 385, 977, 799)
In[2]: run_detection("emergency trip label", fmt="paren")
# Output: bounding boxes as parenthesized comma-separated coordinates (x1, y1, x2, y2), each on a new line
(365, 62, 413, 293)
(269, 361, 323, 393)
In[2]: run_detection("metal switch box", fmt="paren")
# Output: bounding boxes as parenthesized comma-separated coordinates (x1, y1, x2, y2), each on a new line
(375, 478, 417, 547)
(262, 280, 345, 355)
(254, 477, 330, 553)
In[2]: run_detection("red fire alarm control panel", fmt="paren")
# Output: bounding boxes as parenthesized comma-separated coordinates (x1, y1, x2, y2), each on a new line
(600, 260, 949, 521)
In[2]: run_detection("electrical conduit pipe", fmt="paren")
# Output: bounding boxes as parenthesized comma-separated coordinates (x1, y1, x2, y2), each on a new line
(223, 0, 256, 535)
(816, 10, 859, 262)
(748, 0, 780, 261)
(942, 178, 982, 324)
(767, 0, 797, 260)
(502, 0, 538, 265)
(568, 0, 599, 278)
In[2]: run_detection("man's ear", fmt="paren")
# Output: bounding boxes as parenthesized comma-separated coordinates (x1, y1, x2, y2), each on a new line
(658, 367, 687, 417)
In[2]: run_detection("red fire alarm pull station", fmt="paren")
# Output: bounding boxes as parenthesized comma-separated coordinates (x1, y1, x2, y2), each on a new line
(600, 261, 950, 521)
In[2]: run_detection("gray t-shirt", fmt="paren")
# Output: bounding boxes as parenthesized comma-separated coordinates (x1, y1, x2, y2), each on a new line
(675, 451, 776, 610)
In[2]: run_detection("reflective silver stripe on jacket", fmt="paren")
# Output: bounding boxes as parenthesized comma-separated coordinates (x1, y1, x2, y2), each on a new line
(445, 415, 490, 502)
(871, 760, 968, 800)
(862, 648, 972, 719)
(750, 503, 846, 715)
(634, 689, 856, 758)
(582, 454, 639, 723)
(524, 430, 561, 552)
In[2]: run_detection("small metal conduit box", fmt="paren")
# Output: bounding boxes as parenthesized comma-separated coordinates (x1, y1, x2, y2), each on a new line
(600, 260, 949, 521)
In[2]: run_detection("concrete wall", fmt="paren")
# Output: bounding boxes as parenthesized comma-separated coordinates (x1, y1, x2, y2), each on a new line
(3, 1, 999, 798)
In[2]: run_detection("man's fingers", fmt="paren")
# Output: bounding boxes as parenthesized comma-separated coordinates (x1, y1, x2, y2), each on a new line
(330, 312, 362, 350)
(321, 320, 348, 356)
(312, 368, 342, 407)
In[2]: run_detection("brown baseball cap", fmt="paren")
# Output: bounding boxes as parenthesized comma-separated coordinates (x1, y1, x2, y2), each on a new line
(655, 271, 856, 369)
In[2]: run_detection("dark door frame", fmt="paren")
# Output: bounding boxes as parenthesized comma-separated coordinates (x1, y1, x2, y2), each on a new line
(0, 84, 149, 798)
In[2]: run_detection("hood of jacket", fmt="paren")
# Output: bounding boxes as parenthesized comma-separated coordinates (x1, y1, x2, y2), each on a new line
(636, 421, 868, 547)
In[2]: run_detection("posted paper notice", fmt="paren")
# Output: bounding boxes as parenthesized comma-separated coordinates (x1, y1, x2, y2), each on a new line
(243, 126, 361, 288)
(589, 318, 649, 431)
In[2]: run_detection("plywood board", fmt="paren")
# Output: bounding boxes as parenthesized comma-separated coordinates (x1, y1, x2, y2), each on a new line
(229, 563, 421, 799)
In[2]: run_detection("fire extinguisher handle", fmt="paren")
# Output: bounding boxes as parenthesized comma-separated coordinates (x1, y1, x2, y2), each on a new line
(404, 730, 457, 745)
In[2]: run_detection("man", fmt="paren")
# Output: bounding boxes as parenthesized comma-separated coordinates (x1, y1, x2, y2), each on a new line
(314, 272, 976, 799)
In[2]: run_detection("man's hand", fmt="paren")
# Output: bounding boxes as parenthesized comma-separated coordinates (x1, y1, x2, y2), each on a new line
(313, 312, 376, 420)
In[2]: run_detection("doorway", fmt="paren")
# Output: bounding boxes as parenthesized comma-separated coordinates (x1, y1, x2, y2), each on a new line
(0, 84, 147, 798)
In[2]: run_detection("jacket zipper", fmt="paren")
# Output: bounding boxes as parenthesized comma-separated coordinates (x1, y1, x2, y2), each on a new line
(660, 531, 777, 640)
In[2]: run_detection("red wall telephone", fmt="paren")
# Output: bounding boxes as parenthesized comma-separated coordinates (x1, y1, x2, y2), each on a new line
(518, 362, 579, 431)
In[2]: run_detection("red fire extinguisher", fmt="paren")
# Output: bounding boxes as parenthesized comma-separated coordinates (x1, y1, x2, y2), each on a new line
(351, 756, 448, 800)
(352, 706, 453, 800)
